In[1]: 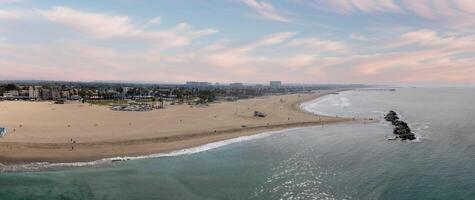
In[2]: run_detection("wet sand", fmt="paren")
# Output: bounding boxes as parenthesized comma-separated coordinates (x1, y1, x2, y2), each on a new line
(0, 90, 359, 164)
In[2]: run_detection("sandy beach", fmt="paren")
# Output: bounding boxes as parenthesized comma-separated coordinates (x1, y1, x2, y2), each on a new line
(0, 90, 358, 164)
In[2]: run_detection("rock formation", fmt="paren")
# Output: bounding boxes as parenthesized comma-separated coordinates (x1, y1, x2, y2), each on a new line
(384, 110, 416, 141)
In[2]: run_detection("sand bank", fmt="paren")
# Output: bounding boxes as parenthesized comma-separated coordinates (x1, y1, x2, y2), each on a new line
(0, 90, 360, 164)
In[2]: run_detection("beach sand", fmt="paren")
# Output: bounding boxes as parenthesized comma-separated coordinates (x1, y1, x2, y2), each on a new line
(0, 90, 358, 164)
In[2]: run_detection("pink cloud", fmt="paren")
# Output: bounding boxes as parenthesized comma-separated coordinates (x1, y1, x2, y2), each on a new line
(318, 0, 401, 13)
(240, 0, 290, 22)
(314, 0, 475, 29)
(38, 6, 218, 49)
(1, 5, 474, 85)
(288, 37, 348, 53)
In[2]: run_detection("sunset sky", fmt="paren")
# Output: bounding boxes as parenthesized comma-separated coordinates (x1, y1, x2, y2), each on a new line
(0, 0, 474, 84)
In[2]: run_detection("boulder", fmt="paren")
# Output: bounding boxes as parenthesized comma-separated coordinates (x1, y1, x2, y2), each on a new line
(399, 133, 416, 140)
(384, 110, 399, 122)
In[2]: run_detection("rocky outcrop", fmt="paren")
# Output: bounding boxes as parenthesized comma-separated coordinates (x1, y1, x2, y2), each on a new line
(384, 111, 416, 141)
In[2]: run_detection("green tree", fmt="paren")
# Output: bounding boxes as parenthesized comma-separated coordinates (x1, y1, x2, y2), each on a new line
(5, 84, 19, 91)
(197, 90, 215, 104)
(116, 87, 124, 93)
(175, 88, 184, 103)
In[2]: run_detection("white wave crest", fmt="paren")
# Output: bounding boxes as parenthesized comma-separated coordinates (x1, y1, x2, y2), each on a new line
(0, 127, 306, 173)
(300, 92, 353, 117)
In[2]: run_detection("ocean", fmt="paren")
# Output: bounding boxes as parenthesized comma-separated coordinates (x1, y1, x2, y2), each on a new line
(1, 87, 474, 199)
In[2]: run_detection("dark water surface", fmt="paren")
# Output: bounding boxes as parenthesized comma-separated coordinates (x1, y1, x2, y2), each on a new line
(1, 88, 474, 199)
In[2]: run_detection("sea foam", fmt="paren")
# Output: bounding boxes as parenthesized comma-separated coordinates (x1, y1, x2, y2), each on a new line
(300, 92, 353, 117)
(0, 127, 306, 172)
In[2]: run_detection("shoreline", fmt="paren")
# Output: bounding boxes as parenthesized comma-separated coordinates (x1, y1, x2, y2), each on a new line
(0, 90, 362, 165)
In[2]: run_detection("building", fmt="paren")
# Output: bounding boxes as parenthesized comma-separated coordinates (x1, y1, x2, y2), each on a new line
(19, 90, 29, 97)
(7, 90, 19, 96)
(61, 90, 70, 98)
(229, 83, 244, 88)
(70, 95, 82, 101)
(186, 81, 211, 87)
(41, 89, 52, 100)
(3, 91, 18, 98)
(122, 87, 130, 95)
(51, 89, 61, 100)
(28, 86, 40, 99)
(270, 81, 282, 88)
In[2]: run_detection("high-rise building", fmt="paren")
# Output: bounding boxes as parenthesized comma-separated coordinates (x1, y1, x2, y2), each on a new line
(28, 86, 39, 99)
(269, 81, 282, 88)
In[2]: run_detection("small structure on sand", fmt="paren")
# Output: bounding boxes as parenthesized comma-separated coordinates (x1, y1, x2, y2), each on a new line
(0, 127, 7, 137)
(111, 103, 153, 112)
(254, 111, 267, 117)
(54, 99, 66, 104)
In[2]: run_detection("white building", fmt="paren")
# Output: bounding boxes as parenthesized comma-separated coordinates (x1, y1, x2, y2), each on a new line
(3, 91, 16, 98)
(4, 90, 19, 97)
(29, 86, 40, 99)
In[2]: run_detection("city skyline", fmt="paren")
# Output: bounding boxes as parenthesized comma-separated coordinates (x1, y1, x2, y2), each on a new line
(1, 0, 474, 84)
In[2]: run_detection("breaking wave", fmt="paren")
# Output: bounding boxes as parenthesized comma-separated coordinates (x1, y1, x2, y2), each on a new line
(301, 92, 353, 117)
(0, 127, 308, 173)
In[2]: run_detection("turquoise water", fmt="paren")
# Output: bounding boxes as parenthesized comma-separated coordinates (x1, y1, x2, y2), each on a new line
(1, 88, 474, 199)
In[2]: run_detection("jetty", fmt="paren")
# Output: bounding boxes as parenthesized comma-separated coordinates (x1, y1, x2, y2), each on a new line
(384, 110, 416, 140)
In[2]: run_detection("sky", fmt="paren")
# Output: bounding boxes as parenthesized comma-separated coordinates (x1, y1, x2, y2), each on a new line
(0, 0, 474, 84)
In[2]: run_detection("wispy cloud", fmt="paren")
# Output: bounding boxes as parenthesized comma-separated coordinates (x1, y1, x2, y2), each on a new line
(312, 0, 475, 29)
(402, 0, 475, 28)
(316, 0, 401, 13)
(347, 29, 475, 83)
(143, 17, 161, 28)
(0, 9, 28, 19)
(240, 0, 290, 22)
(237, 31, 296, 52)
(288, 37, 348, 53)
(386, 29, 475, 50)
(38, 6, 218, 49)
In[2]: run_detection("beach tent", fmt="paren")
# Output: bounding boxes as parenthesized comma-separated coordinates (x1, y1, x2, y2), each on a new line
(0, 127, 6, 137)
